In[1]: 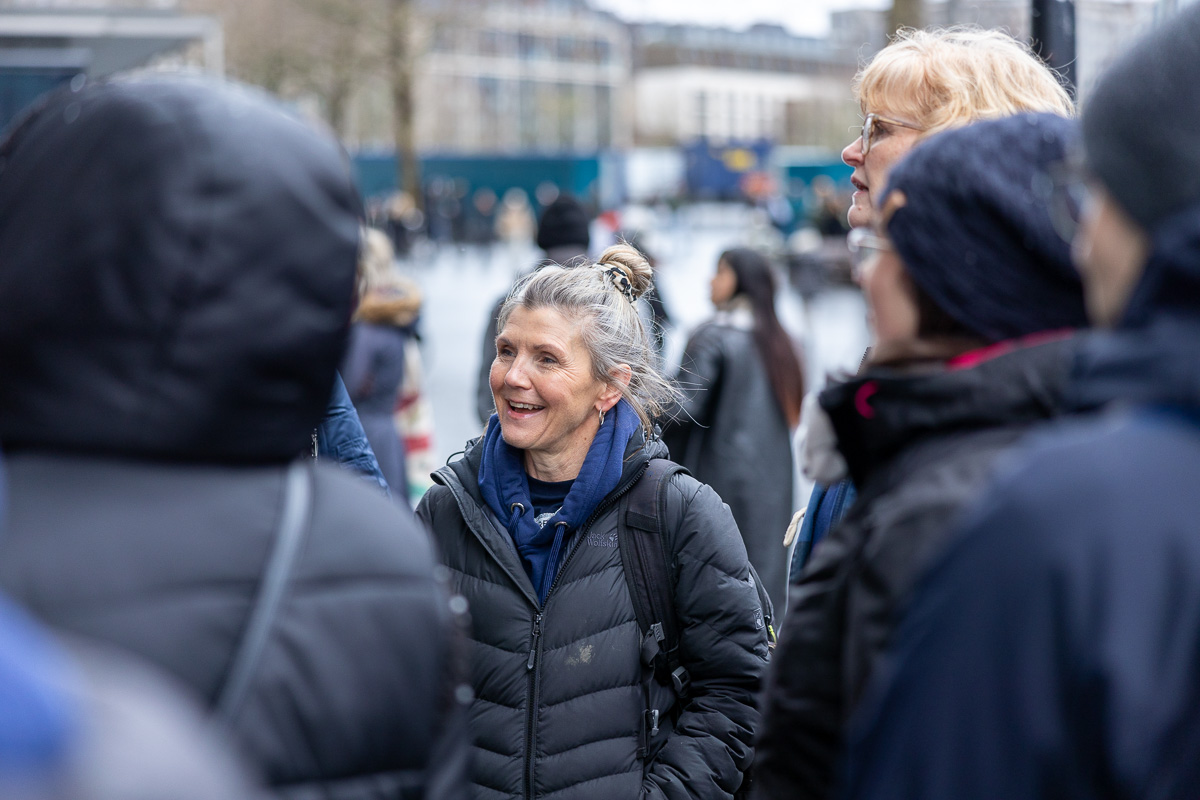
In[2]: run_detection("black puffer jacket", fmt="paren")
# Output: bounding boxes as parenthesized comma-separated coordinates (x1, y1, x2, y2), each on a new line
(752, 337, 1077, 800)
(417, 434, 769, 800)
(0, 78, 467, 800)
(660, 306, 796, 618)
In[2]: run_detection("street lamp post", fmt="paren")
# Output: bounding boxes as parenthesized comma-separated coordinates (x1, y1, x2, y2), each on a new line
(1031, 0, 1077, 97)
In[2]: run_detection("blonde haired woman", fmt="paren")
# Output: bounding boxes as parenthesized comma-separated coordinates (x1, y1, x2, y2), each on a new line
(795, 26, 1077, 576)
(418, 244, 769, 799)
(843, 27, 1074, 229)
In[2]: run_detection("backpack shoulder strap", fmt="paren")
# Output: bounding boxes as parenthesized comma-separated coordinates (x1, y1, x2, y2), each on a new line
(216, 460, 312, 723)
(620, 458, 691, 696)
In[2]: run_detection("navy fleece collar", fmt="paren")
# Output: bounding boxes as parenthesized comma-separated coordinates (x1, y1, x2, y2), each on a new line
(478, 398, 641, 604)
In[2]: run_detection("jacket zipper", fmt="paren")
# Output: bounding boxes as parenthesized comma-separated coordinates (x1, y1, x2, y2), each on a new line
(522, 459, 651, 800)
(524, 612, 542, 800)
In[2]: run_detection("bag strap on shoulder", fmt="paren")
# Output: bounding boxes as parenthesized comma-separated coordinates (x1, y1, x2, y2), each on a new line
(620, 458, 691, 697)
(216, 459, 313, 723)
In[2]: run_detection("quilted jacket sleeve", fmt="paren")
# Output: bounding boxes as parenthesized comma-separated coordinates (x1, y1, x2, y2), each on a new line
(751, 514, 862, 800)
(644, 475, 770, 800)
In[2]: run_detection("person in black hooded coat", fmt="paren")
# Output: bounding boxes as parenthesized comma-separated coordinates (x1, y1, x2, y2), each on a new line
(752, 113, 1088, 800)
(841, 7, 1200, 798)
(0, 76, 467, 800)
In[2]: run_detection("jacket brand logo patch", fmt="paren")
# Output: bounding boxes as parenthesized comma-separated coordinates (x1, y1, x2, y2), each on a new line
(586, 530, 618, 548)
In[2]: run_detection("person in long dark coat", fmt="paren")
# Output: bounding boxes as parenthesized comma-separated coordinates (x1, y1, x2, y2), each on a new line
(661, 248, 805, 618)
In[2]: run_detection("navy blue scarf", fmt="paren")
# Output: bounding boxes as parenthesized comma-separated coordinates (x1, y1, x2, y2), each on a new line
(479, 398, 641, 604)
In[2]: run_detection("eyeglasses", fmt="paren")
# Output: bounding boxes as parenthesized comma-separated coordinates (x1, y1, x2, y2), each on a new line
(857, 113, 925, 155)
(1031, 150, 1097, 244)
(847, 227, 892, 280)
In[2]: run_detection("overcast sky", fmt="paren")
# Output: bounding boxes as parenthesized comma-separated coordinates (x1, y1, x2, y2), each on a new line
(589, 0, 892, 36)
(589, 0, 1167, 36)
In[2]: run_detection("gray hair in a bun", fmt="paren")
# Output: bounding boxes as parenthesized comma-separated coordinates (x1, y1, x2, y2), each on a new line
(497, 243, 676, 431)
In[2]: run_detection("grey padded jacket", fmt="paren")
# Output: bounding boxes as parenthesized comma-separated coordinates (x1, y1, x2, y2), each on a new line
(417, 435, 769, 800)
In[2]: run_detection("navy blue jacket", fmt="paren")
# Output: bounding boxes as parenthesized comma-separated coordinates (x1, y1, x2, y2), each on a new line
(318, 372, 390, 495)
(842, 207, 1200, 800)
(788, 480, 856, 584)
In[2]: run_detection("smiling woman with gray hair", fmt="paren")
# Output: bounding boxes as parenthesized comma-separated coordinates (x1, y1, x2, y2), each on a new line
(418, 243, 770, 800)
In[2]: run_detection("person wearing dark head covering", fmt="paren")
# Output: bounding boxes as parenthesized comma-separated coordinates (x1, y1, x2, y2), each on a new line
(475, 194, 592, 425)
(0, 76, 467, 800)
(839, 6, 1200, 800)
(753, 112, 1088, 800)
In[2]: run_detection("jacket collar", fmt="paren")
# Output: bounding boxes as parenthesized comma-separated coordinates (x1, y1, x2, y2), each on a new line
(1067, 202, 1200, 414)
(817, 336, 1078, 486)
(1069, 312, 1200, 413)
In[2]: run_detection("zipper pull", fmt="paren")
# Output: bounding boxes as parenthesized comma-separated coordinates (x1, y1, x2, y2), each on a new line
(526, 613, 542, 671)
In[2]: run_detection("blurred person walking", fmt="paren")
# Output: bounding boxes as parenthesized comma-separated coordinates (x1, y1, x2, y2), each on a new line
(0, 77, 467, 800)
(419, 244, 769, 800)
(791, 26, 1076, 577)
(840, 8, 1200, 799)
(342, 228, 423, 505)
(475, 194, 593, 424)
(661, 248, 805, 619)
(754, 113, 1090, 800)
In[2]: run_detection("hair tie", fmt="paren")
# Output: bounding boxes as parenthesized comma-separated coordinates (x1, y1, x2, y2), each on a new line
(602, 265, 636, 304)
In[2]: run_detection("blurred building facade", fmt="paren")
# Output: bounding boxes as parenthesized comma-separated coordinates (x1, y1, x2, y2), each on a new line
(829, 0, 1161, 103)
(630, 22, 859, 150)
(0, 0, 220, 128)
(414, 0, 628, 153)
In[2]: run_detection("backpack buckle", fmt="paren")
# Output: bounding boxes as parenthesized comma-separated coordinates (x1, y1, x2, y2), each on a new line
(671, 665, 690, 696)
(640, 624, 664, 666)
(645, 708, 660, 737)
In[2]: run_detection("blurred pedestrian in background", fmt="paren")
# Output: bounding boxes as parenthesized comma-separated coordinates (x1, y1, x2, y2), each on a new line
(754, 113, 1090, 800)
(619, 231, 674, 366)
(342, 227, 423, 506)
(476, 194, 593, 424)
(661, 247, 805, 618)
(791, 25, 1077, 578)
(0, 76, 467, 800)
(494, 187, 537, 264)
(419, 244, 769, 799)
(841, 7, 1200, 799)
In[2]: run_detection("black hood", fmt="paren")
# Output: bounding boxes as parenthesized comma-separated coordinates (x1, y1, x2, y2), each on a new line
(1067, 201, 1200, 413)
(1118, 200, 1200, 331)
(821, 338, 1077, 486)
(0, 77, 361, 463)
(1069, 312, 1200, 413)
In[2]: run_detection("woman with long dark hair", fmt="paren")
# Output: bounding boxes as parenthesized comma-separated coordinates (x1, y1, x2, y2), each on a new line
(662, 247, 805, 617)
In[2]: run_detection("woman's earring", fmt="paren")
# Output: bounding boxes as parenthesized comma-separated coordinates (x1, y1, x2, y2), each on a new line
(598, 408, 606, 426)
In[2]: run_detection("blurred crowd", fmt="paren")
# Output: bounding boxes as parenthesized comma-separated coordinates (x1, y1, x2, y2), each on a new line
(3, 7, 1200, 800)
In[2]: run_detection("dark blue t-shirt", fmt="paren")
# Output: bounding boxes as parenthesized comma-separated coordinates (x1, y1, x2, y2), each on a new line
(527, 476, 573, 529)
